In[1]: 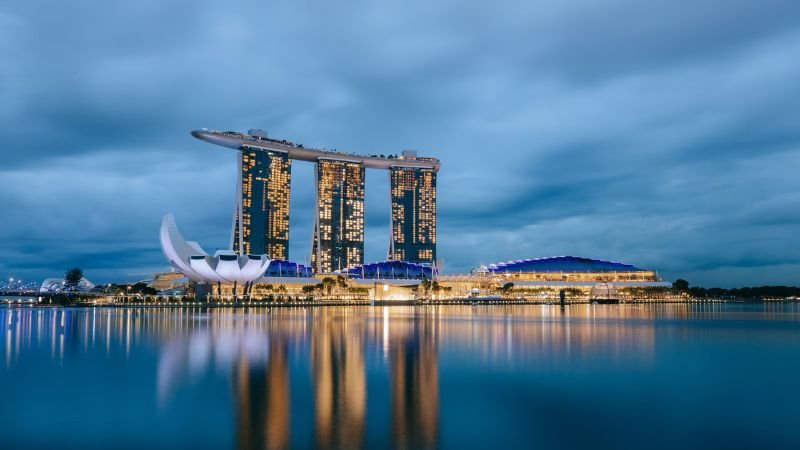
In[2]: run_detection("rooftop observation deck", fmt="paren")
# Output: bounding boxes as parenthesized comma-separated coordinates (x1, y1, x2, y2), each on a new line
(191, 129, 440, 171)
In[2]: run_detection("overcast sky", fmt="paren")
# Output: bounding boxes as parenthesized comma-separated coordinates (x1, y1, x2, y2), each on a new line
(1, 0, 799, 287)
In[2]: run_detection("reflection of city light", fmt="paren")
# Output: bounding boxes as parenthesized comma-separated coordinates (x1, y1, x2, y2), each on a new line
(383, 307, 390, 360)
(0, 305, 703, 449)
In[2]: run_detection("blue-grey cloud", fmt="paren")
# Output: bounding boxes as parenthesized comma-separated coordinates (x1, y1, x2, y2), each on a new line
(1, 0, 799, 287)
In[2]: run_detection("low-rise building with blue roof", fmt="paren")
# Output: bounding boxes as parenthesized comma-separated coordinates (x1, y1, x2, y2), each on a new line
(336, 260, 436, 280)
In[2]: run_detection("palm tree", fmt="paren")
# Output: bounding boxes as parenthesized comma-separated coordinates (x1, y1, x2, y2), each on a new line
(431, 281, 441, 299)
(321, 277, 336, 296)
(419, 279, 432, 297)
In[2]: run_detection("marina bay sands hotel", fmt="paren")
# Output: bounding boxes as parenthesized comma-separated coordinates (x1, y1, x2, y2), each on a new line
(191, 129, 439, 273)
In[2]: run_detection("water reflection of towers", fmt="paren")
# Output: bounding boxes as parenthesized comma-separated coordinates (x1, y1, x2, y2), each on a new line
(311, 310, 367, 449)
(225, 309, 441, 450)
(0, 308, 449, 450)
(4, 305, 727, 450)
(388, 310, 439, 450)
(234, 341, 290, 450)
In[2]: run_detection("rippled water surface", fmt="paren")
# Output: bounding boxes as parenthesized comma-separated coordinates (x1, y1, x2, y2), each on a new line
(2, 303, 800, 450)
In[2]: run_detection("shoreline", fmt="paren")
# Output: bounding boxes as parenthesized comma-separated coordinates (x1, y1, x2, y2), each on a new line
(2, 297, 797, 309)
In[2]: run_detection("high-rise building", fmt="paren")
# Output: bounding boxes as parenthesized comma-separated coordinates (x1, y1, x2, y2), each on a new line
(389, 159, 437, 265)
(312, 159, 365, 273)
(232, 146, 291, 259)
(192, 130, 440, 274)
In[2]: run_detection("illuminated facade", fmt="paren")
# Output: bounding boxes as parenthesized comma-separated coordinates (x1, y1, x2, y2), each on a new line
(337, 260, 435, 279)
(192, 130, 440, 274)
(389, 162, 437, 265)
(232, 146, 291, 259)
(485, 256, 660, 282)
(312, 159, 365, 273)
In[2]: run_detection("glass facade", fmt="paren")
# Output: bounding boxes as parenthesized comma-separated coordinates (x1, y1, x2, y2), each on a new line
(263, 259, 314, 278)
(232, 146, 291, 259)
(337, 260, 435, 280)
(389, 167, 437, 265)
(482, 256, 660, 282)
(312, 159, 365, 273)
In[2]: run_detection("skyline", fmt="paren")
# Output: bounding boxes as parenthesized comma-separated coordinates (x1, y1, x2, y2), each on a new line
(194, 129, 439, 272)
(2, 0, 800, 287)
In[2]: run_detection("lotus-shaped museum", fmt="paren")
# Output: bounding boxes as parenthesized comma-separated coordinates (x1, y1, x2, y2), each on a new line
(159, 214, 271, 283)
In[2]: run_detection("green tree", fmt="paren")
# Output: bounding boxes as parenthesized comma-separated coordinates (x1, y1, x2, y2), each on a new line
(431, 281, 441, 298)
(64, 267, 83, 288)
(302, 285, 316, 295)
(672, 279, 690, 291)
(321, 277, 336, 296)
(420, 279, 432, 294)
(500, 282, 514, 296)
(128, 282, 157, 295)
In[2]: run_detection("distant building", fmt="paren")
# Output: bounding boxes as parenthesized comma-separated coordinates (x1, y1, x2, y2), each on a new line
(150, 272, 188, 291)
(436, 256, 670, 299)
(483, 256, 660, 282)
(39, 277, 95, 293)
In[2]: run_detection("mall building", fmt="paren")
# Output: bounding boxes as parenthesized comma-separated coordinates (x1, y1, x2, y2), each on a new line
(436, 256, 672, 300)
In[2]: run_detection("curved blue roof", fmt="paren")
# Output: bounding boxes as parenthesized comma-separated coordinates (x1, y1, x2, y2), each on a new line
(487, 256, 645, 273)
(263, 259, 314, 278)
(337, 260, 436, 279)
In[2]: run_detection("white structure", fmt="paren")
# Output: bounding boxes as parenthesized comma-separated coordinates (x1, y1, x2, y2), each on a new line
(40, 277, 95, 293)
(590, 282, 619, 300)
(159, 214, 271, 284)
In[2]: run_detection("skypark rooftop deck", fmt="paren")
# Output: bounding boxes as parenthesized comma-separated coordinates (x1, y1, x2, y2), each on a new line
(192, 129, 440, 171)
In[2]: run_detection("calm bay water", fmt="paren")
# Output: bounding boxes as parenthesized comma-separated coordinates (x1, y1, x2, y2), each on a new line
(2, 303, 800, 450)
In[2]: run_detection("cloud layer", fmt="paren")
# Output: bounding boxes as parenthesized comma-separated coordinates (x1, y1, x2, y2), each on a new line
(2, 0, 799, 287)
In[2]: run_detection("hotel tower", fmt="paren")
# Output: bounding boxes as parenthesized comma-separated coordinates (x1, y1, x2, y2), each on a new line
(388, 155, 437, 265)
(191, 129, 440, 273)
(311, 159, 366, 273)
(231, 145, 291, 259)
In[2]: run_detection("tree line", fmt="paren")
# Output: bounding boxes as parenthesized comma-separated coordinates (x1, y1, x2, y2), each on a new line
(673, 279, 800, 299)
